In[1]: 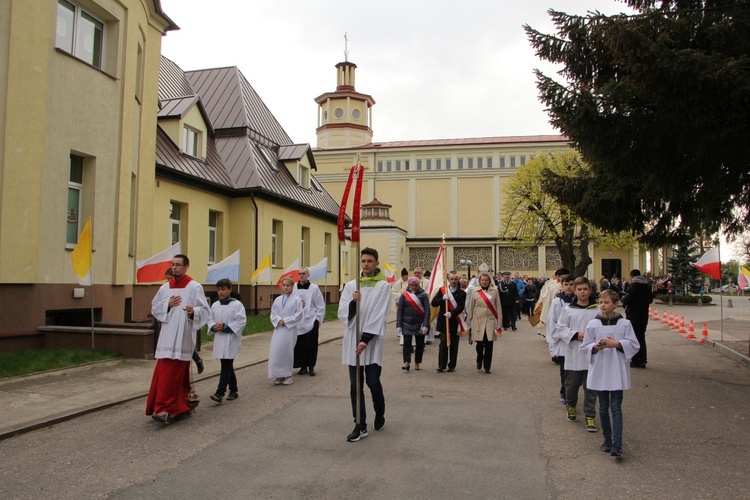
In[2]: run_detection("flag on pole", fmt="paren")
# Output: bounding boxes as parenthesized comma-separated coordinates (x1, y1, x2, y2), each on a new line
(427, 244, 446, 297)
(275, 258, 300, 287)
(738, 265, 750, 289)
(136, 242, 181, 283)
(71, 217, 92, 286)
(251, 254, 272, 283)
(382, 262, 397, 283)
(689, 246, 721, 280)
(307, 257, 329, 282)
(206, 249, 240, 284)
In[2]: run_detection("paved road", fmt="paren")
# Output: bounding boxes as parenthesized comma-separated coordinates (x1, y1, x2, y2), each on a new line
(0, 302, 749, 499)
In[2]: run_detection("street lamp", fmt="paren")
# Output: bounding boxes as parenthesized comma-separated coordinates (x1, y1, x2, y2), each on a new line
(459, 259, 473, 278)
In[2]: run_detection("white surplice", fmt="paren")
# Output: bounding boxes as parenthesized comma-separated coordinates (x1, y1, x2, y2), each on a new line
(338, 278, 392, 366)
(207, 298, 247, 359)
(557, 303, 600, 371)
(582, 316, 640, 391)
(295, 283, 326, 335)
(268, 293, 303, 378)
(152, 279, 209, 361)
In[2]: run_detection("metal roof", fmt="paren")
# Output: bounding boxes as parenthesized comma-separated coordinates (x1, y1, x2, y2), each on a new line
(314, 134, 570, 151)
(155, 56, 340, 219)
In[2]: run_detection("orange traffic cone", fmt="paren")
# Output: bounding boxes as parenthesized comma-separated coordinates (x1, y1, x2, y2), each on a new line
(671, 313, 680, 330)
(661, 311, 669, 325)
(652, 307, 659, 321)
(685, 319, 696, 339)
(699, 323, 709, 343)
(678, 316, 687, 334)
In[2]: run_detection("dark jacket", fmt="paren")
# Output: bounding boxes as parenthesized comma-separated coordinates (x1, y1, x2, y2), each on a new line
(622, 276, 653, 328)
(431, 286, 466, 335)
(498, 279, 519, 306)
(396, 287, 431, 335)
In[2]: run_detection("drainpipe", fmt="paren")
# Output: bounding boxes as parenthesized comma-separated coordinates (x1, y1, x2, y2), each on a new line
(250, 193, 259, 315)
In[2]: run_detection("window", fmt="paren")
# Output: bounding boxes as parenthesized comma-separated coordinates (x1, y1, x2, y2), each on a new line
(477, 157, 483, 169)
(170, 202, 182, 245)
(386, 161, 392, 172)
(135, 43, 143, 103)
(272, 220, 282, 266)
(377, 161, 383, 172)
(468, 158, 474, 169)
(342, 250, 349, 276)
(208, 211, 218, 264)
(183, 126, 199, 157)
(395, 160, 401, 171)
(426, 159, 432, 171)
(299, 164, 310, 189)
(417, 160, 422, 171)
(56, 0, 104, 69)
(500, 157, 506, 168)
(352, 109, 361, 120)
(520, 156, 526, 166)
(446, 159, 451, 170)
(324, 233, 332, 271)
(487, 157, 493, 168)
(405, 160, 410, 171)
(66, 154, 84, 247)
(436, 159, 442, 170)
(301, 227, 310, 267)
(458, 158, 464, 169)
(334, 107, 344, 119)
(510, 156, 516, 168)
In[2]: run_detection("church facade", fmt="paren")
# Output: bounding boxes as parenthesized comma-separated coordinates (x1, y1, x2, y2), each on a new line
(311, 60, 668, 280)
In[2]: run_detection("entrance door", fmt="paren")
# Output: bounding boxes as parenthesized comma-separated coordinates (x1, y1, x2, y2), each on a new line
(601, 259, 622, 280)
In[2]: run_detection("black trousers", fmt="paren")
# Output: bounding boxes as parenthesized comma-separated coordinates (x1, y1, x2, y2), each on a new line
(501, 303, 516, 329)
(631, 322, 648, 366)
(216, 358, 237, 395)
(293, 321, 320, 369)
(475, 332, 494, 371)
(438, 331, 460, 369)
(402, 334, 425, 364)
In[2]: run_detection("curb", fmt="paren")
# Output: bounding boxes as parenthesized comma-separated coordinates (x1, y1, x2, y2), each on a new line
(0, 335, 343, 442)
(705, 340, 750, 367)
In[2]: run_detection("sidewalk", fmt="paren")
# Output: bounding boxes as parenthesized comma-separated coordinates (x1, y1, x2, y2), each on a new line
(0, 319, 348, 441)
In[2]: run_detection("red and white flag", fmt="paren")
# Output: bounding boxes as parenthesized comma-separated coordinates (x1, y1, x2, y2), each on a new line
(136, 242, 181, 283)
(275, 258, 300, 287)
(690, 246, 721, 280)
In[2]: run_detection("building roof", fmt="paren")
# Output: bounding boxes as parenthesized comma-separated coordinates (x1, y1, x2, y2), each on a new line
(314, 134, 569, 152)
(155, 56, 340, 220)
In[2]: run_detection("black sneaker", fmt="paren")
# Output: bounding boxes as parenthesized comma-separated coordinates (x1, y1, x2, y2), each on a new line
(196, 357, 204, 374)
(346, 425, 368, 442)
(209, 393, 223, 404)
(374, 415, 385, 431)
(226, 392, 238, 401)
(611, 447, 623, 458)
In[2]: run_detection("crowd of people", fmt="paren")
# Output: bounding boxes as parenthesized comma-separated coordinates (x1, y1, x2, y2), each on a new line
(145, 250, 652, 457)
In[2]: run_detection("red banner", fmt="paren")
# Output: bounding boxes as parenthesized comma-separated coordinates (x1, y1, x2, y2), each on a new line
(351, 165, 364, 243)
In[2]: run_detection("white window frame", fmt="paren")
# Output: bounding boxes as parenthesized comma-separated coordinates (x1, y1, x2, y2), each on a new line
(170, 202, 181, 245)
(56, 0, 105, 69)
(272, 220, 282, 267)
(208, 211, 218, 264)
(183, 126, 199, 157)
(66, 154, 84, 248)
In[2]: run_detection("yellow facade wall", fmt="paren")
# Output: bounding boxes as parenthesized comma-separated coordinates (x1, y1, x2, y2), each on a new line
(457, 176, 495, 237)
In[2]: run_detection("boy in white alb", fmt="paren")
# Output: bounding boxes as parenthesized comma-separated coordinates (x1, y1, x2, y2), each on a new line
(208, 279, 247, 404)
(269, 277, 304, 386)
(546, 275, 575, 404)
(582, 289, 640, 458)
(556, 277, 600, 431)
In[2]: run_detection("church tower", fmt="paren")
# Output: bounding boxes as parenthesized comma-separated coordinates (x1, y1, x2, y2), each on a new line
(315, 61, 375, 148)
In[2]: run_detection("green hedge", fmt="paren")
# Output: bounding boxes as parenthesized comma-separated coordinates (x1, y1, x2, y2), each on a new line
(657, 294, 712, 304)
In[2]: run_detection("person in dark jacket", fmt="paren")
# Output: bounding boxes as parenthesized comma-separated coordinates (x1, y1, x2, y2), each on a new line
(522, 277, 538, 317)
(396, 277, 431, 371)
(621, 269, 653, 368)
(498, 272, 519, 330)
(431, 273, 467, 372)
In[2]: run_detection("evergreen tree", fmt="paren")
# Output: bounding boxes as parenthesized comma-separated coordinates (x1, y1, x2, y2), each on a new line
(667, 241, 702, 293)
(525, 1, 750, 244)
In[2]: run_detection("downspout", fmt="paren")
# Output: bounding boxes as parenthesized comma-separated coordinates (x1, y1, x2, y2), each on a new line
(250, 193, 259, 315)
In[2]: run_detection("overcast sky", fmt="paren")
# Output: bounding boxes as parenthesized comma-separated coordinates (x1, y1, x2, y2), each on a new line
(159, 0, 634, 146)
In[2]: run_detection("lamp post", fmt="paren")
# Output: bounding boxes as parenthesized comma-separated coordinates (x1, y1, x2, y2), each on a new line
(459, 259, 473, 279)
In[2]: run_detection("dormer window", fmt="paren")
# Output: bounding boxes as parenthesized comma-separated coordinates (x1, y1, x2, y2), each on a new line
(299, 164, 310, 189)
(183, 126, 200, 157)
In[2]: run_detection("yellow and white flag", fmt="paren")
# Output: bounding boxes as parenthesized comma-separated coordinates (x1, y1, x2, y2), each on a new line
(251, 254, 272, 283)
(71, 217, 92, 285)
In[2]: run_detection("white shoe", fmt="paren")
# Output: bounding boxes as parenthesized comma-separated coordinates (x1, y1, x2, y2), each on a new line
(282, 377, 293, 385)
(274, 378, 284, 385)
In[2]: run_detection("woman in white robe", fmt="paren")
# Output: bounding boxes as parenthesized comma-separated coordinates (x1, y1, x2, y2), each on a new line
(268, 277, 304, 384)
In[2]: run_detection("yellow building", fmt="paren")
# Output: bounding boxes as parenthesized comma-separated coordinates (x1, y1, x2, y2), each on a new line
(312, 60, 667, 280)
(0, 0, 175, 335)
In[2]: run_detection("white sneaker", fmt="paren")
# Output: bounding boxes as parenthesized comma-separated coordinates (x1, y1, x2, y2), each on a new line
(274, 378, 284, 385)
(282, 377, 293, 385)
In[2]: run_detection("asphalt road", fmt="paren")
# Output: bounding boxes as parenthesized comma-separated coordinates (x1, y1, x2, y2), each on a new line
(1, 310, 749, 499)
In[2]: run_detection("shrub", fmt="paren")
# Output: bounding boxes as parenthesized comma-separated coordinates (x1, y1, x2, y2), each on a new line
(657, 294, 712, 304)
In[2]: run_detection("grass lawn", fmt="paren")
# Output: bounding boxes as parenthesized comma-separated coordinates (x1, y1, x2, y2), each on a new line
(0, 348, 119, 378)
(201, 303, 339, 343)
